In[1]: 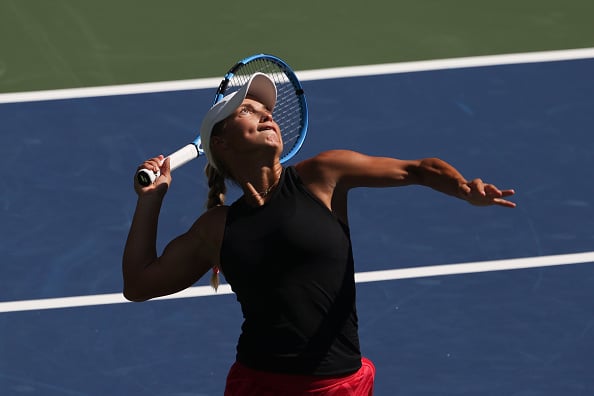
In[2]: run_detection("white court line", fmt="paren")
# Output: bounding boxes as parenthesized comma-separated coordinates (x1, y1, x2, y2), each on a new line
(1, 251, 593, 313)
(1, 47, 593, 104)
(2, 49, 593, 313)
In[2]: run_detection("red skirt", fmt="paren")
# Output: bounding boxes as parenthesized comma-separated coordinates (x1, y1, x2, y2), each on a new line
(224, 357, 375, 396)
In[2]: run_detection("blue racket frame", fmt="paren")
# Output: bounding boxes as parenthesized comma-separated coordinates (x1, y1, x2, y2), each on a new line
(137, 53, 308, 186)
(193, 53, 309, 164)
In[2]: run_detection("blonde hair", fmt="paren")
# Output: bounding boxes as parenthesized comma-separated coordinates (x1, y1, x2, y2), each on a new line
(204, 120, 231, 290)
(205, 162, 227, 210)
(204, 162, 227, 290)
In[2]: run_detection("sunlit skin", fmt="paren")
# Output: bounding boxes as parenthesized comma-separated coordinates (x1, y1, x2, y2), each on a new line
(217, 97, 283, 151)
(121, 88, 518, 396)
(123, 95, 515, 302)
(210, 96, 284, 203)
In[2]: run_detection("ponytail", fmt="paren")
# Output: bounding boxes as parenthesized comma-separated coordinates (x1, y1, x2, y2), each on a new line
(205, 162, 227, 290)
(205, 162, 227, 209)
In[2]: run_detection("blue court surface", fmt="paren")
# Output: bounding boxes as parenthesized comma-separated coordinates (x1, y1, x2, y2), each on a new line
(1, 53, 594, 395)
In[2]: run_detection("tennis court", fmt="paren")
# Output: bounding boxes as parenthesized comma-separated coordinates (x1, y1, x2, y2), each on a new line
(1, 2, 594, 395)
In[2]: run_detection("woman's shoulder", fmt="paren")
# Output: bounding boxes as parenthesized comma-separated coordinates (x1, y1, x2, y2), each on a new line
(303, 149, 360, 163)
(180, 205, 229, 266)
(200, 204, 229, 224)
(295, 150, 362, 178)
(188, 205, 229, 239)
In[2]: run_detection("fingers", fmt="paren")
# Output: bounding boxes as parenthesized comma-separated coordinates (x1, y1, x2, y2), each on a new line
(160, 156, 171, 178)
(493, 197, 517, 208)
(464, 178, 486, 200)
(493, 188, 516, 208)
(484, 183, 502, 197)
(465, 179, 516, 207)
(137, 155, 164, 174)
(470, 179, 502, 197)
(134, 155, 171, 195)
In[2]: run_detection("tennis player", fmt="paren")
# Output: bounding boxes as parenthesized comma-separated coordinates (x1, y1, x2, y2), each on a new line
(123, 73, 515, 395)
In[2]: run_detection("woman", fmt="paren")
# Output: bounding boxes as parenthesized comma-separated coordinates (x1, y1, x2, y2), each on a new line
(123, 73, 516, 395)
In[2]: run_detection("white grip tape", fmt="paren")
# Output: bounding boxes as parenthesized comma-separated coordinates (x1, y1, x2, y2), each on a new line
(168, 144, 199, 171)
(136, 144, 199, 186)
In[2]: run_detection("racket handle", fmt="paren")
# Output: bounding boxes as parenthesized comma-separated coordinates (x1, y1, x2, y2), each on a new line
(136, 168, 159, 186)
(136, 144, 200, 186)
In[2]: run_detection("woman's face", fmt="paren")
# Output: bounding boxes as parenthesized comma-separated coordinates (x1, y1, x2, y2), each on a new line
(215, 96, 283, 159)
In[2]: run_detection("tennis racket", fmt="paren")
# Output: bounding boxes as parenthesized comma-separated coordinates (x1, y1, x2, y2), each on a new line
(136, 53, 309, 186)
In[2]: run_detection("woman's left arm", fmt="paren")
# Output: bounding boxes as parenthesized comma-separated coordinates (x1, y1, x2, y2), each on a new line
(298, 150, 516, 208)
(406, 156, 516, 208)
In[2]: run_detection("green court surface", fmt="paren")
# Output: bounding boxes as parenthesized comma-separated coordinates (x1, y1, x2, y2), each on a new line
(1, 0, 594, 93)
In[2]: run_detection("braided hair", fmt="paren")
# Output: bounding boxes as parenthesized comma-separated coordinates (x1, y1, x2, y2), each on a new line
(204, 120, 230, 290)
(204, 162, 227, 290)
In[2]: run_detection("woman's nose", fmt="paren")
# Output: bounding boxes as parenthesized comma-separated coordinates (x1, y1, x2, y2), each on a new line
(260, 111, 273, 122)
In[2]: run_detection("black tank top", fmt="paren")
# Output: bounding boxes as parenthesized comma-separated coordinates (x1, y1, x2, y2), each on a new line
(221, 166, 361, 376)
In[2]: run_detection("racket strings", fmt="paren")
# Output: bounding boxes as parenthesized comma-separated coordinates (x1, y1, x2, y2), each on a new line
(225, 59, 306, 161)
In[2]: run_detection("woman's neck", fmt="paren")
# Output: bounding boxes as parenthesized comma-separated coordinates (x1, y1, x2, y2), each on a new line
(239, 164, 283, 206)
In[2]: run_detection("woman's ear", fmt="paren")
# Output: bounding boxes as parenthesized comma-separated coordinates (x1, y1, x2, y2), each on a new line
(211, 135, 227, 150)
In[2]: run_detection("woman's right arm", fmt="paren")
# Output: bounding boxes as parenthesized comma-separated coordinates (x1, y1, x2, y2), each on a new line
(122, 157, 226, 302)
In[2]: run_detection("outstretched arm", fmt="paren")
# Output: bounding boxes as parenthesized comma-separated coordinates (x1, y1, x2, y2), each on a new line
(297, 150, 515, 210)
(406, 156, 516, 208)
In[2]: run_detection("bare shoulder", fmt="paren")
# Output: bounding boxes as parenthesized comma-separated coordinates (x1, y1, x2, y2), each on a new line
(174, 205, 228, 268)
(295, 150, 358, 180)
(296, 149, 420, 189)
(189, 205, 228, 242)
(198, 204, 229, 223)
(298, 149, 358, 167)
(297, 149, 396, 172)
